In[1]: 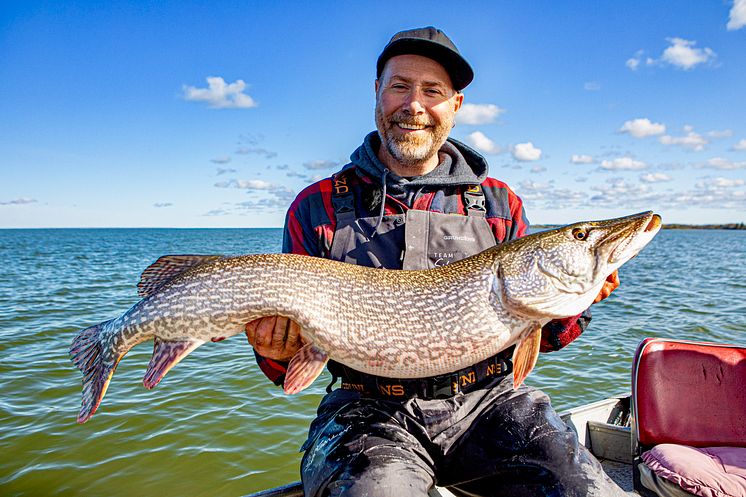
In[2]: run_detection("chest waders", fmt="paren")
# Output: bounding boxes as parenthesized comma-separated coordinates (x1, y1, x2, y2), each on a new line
(325, 170, 512, 399)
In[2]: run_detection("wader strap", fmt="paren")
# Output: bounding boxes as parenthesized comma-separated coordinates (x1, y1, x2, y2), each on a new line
(331, 170, 356, 223)
(463, 185, 486, 217)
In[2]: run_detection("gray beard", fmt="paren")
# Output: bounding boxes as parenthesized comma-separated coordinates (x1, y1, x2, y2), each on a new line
(375, 106, 453, 170)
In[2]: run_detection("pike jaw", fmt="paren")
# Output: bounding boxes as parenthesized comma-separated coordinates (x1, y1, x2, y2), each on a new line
(497, 211, 661, 320)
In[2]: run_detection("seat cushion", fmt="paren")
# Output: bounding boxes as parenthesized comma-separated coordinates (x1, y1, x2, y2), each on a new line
(642, 444, 746, 497)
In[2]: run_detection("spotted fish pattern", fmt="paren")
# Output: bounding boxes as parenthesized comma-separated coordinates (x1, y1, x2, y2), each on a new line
(70, 211, 661, 423)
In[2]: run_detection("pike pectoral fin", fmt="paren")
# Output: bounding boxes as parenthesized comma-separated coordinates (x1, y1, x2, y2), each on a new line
(143, 338, 205, 389)
(511, 324, 542, 389)
(284, 344, 328, 395)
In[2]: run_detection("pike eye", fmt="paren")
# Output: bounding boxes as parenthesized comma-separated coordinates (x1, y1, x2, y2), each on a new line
(572, 228, 589, 241)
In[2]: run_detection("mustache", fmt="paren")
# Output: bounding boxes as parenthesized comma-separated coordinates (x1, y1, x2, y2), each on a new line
(389, 114, 434, 127)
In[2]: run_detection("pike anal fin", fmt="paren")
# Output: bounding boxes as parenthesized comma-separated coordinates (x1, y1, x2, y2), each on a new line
(284, 344, 329, 395)
(143, 338, 204, 390)
(511, 324, 542, 389)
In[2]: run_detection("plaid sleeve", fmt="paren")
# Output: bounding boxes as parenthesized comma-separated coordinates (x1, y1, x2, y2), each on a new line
(254, 350, 289, 387)
(540, 306, 592, 352)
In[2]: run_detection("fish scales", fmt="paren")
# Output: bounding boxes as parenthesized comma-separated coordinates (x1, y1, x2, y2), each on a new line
(70, 211, 661, 423)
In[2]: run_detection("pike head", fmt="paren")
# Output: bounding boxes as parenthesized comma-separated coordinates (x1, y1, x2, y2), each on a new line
(494, 211, 661, 320)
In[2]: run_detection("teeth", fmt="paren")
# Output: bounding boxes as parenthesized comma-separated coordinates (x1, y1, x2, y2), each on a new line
(397, 123, 427, 130)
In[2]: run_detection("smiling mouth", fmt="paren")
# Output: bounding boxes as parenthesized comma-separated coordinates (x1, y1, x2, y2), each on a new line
(395, 122, 430, 131)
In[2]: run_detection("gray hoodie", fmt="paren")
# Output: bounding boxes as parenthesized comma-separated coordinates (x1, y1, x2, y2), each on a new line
(349, 131, 490, 207)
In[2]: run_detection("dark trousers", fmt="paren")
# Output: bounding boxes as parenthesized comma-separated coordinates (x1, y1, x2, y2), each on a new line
(300, 376, 627, 497)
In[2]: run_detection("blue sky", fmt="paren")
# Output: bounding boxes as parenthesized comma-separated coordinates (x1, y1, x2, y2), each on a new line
(1, 0, 745, 227)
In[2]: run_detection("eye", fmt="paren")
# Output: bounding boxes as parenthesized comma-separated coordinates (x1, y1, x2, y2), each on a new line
(572, 228, 589, 241)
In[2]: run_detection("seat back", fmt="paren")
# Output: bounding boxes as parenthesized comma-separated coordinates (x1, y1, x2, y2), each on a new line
(632, 337, 746, 451)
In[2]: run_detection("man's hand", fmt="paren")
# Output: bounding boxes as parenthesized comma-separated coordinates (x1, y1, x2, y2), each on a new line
(246, 316, 303, 362)
(593, 270, 620, 304)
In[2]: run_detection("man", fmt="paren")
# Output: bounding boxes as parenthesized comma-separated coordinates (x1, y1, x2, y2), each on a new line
(247, 27, 625, 496)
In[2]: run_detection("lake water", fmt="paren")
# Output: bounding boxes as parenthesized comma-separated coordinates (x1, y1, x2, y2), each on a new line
(0, 228, 744, 496)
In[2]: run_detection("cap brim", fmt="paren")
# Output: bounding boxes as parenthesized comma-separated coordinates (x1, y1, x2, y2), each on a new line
(377, 38, 474, 91)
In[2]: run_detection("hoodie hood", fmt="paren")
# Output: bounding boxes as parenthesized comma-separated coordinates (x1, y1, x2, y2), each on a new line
(349, 131, 489, 193)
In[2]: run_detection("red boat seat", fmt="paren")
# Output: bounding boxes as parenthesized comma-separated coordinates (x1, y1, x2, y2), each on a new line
(631, 338, 746, 497)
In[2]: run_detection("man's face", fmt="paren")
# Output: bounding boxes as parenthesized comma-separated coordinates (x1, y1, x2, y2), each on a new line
(375, 54, 463, 171)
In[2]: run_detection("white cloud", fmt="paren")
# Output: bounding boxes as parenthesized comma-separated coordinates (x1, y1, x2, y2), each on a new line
(0, 197, 37, 205)
(640, 172, 672, 183)
(153, 202, 173, 208)
(601, 157, 647, 171)
(707, 129, 733, 139)
(210, 156, 231, 164)
(216, 167, 237, 175)
(236, 197, 292, 212)
(728, 0, 746, 30)
(530, 165, 546, 173)
(456, 103, 505, 125)
(235, 146, 277, 159)
(696, 177, 745, 188)
(183, 76, 258, 109)
(516, 180, 586, 207)
(631, 39, 717, 71)
(620, 118, 666, 138)
(512, 142, 542, 162)
(659, 126, 708, 151)
(626, 50, 644, 70)
(660, 38, 716, 70)
(203, 209, 229, 216)
(571, 154, 596, 164)
(303, 160, 339, 170)
(702, 157, 746, 170)
(215, 179, 275, 190)
(732, 139, 746, 151)
(465, 131, 502, 154)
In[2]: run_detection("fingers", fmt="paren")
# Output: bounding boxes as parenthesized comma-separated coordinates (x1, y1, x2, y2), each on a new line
(272, 317, 290, 347)
(593, 270, 621, 304)
(245, 316, 277, 347)
(286, 320, 303, 349)
(245, 316, 303, 361)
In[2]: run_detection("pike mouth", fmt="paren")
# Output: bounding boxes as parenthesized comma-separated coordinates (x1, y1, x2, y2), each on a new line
(608, 212, 660, 264)
(646, 214, 661, 232)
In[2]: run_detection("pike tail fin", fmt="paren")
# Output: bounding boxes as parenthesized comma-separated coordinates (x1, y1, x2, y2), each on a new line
(511, 324, 542, 389)
(284, 344, 328, 395)
(69, 319, 123, 424)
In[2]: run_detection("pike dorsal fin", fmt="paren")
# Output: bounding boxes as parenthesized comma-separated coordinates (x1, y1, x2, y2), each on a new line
(137, 255, 223, 297)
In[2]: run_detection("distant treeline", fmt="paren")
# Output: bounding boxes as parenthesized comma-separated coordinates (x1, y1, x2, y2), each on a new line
(659, 223, 745, 230)
(533, 223, 745, 230)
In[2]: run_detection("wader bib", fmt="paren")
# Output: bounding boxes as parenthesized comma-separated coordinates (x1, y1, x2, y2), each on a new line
(329, 180, 495, 270)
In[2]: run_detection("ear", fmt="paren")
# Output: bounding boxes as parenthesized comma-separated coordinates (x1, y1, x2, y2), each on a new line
(452, 92, 464, 113)
(375, 79, 380, 94)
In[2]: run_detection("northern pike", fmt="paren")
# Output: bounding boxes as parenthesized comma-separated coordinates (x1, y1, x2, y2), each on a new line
(70, 211, 661, 423)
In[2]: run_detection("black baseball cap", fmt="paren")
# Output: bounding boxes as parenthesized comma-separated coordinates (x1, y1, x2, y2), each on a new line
(376, 26, 474, 91)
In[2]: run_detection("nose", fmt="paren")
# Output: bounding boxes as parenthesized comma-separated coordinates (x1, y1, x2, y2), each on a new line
(402, 88, 425, 115)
